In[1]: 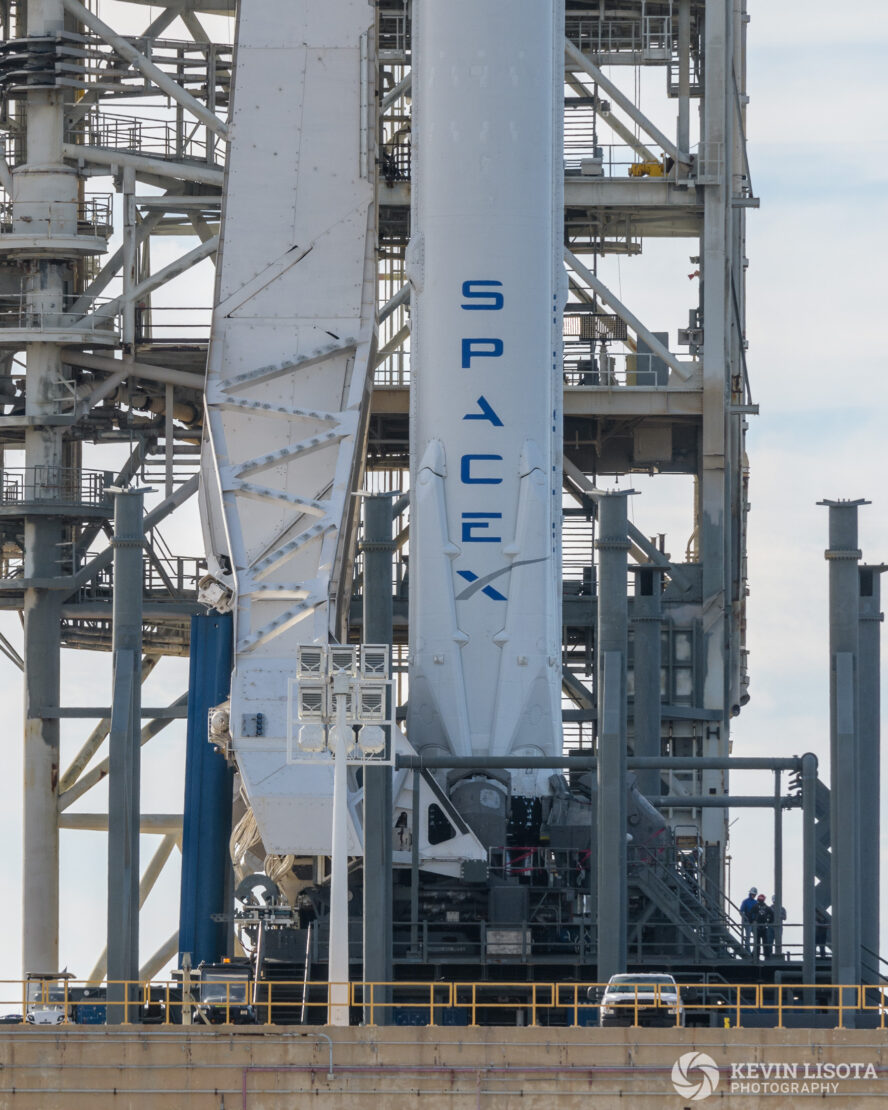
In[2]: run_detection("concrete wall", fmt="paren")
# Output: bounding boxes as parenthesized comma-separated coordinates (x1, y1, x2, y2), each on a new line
(2, 1027, 888, 1108)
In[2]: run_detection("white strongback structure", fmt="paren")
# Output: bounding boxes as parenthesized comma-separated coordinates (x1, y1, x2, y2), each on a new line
(406, 0, 565, 789)
(199, 0, 378, 855)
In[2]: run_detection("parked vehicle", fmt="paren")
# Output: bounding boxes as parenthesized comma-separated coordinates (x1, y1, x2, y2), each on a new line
(25, 980, 68, 1026)
(194, 964, 256, 1025)
(597, 973, 684, 1027)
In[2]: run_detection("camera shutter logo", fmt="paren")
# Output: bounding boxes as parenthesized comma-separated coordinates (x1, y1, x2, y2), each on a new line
(671, 1052, 720, 1101)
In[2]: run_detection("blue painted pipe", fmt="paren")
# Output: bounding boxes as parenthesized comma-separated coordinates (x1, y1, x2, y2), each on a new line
(178, 613, 234, 966)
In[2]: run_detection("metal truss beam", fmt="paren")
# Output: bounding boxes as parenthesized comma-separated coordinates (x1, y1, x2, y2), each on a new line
(62, 0, 229, 139)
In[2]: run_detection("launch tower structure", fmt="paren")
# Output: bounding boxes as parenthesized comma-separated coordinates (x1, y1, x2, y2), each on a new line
(4, 0, 760, 982)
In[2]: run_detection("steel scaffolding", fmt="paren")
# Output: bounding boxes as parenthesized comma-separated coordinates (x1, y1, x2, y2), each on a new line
(3, 0, 877, 995)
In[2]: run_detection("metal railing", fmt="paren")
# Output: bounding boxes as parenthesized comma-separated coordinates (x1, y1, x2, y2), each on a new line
(71, 108, 216, 165)
(378, 136, 673, 183)
(0, 292, 117, 333)
(133, 305, 212, 341)
(567, 17, 672, 62)
(380, 140, 410, 183)
(694, 141, 725, 184)
(564, 347, 670, 387)
(373, 349, 409, 387)
(0, 294, 210, 340)
(373, 341, 679, 391)
(379, 7, 410, 58)
(0, 195, 113, 238)
(0, 466, 107, 508)
(75, 554, 205, 602)
(391, 919, 596, 965)
(3, 978, 886, 1030)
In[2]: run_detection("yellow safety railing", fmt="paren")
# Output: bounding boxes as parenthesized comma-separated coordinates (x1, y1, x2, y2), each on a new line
(1, 979, 884, 1030)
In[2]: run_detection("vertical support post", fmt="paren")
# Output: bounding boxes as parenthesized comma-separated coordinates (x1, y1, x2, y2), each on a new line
(178, 613, 234, 967)
(361, 495, 394, 1023)
(677, 0, 691, 158)
(20, 0, 73, 980)
(773, 771, 783, 957)
(698, 0, 732, 889)
(410, 770, 420, 957)
(122, 166, 137, 348)
(630, 565, 663, 799)
(164, 384, 175, 500)
(328, 684, 351, 1027)
(801, 753, 817, 989)
(595, 490, 632, 981)
(22, 558, 61, 977)
(858, 565, 885, 984)
(819, 498, 867, 1015)
(106, 488, 144, 1023)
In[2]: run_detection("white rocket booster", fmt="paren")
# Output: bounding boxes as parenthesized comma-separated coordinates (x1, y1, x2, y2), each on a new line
(407, 0, 565, 786)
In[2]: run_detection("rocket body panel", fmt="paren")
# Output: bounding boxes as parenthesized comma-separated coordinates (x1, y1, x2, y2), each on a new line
(408, 0, 565, 773)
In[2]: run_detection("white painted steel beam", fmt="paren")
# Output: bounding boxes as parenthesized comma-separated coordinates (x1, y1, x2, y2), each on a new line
(62, 350, 203, 393)
(90, 236, 218, 320)
(61, 144, 224, 187)
(59, 814, 184, 832)
(565, 73, 657, 164)
(565, 38, 690, 166)
(62, 0, 230, 140)
(564, 248, 695, 382)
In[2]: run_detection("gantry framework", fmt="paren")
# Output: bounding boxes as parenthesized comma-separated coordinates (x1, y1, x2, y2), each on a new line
(2, 0, 755, 979)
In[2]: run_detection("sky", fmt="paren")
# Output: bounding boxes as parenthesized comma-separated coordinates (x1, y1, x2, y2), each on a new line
(1, 0, 887, 996)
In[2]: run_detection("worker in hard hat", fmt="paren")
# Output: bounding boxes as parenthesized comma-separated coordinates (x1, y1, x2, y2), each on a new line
(739, 887, 759, 951)
(753, 894, 773, 960)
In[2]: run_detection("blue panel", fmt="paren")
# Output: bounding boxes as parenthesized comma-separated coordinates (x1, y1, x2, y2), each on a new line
(178, 613, 234, 967)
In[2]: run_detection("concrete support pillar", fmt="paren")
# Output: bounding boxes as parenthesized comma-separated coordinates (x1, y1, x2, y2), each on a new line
(819, 498, 866, 1006)
(361, 495, 394, 1024)
(630, 565, 663, 800)
(595, 490, 632, 981)
(858, 565, 885, 983)
(106, 489, 144, 1022)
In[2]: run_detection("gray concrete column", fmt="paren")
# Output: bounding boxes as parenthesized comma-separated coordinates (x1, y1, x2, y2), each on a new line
(595, 490, 633, 981)
(630, 565, 664, 800)
(819, 498, 867, 1004)
(106, 489, 144, 1022)
(858, 564, 885, 983)
(361, 494, 394, 1023)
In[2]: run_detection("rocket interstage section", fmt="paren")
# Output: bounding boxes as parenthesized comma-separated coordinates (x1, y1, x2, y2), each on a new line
(407, 0, 566, 791)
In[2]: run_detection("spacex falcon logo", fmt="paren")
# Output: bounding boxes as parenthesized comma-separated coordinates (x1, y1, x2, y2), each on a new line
(455, 557, 548, 602)
(671, 1052, 720, 1101)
